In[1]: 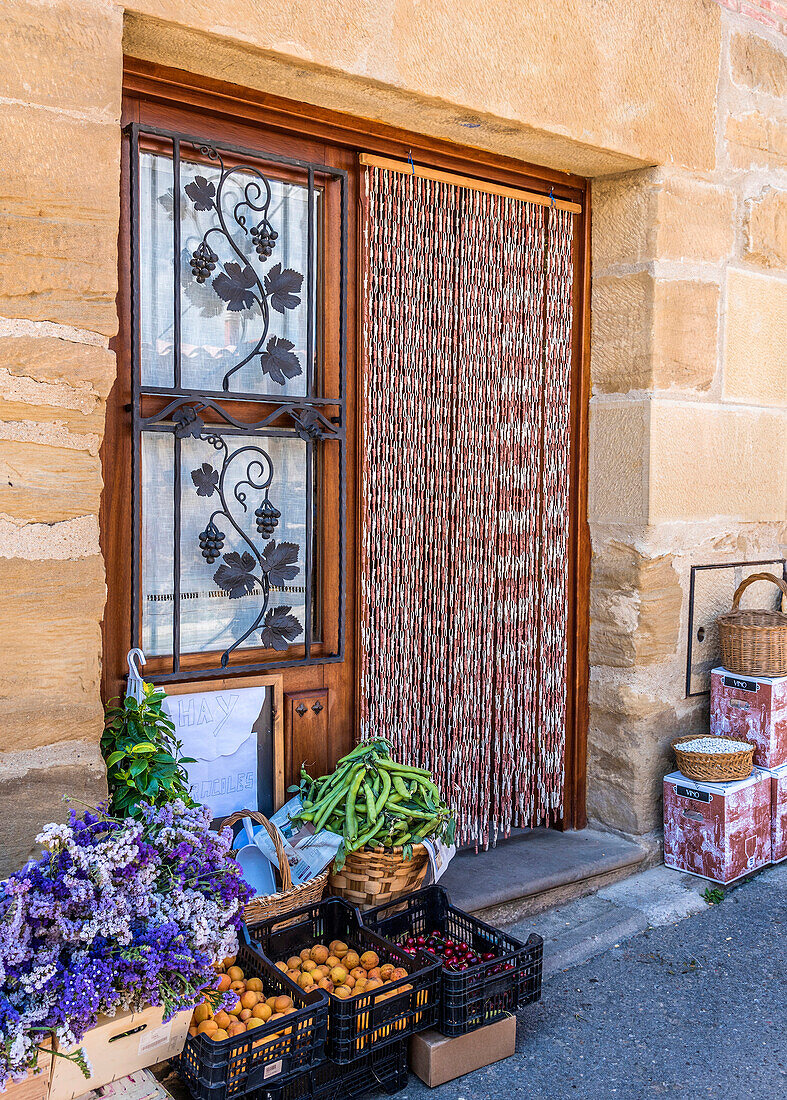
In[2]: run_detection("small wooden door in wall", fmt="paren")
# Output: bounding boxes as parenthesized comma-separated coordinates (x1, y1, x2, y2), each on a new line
(285, 688, 330, 788)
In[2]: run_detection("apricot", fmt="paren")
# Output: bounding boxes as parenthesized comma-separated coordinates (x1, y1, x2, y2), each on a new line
(239, 1009, 252, 1022)
(333, 985, 352, 999)
(310, 945, 329, 964)
(230, 980, 246, 994)
(197, 1020, 218, 1035)
(343, 950, 360, 971)
(275, 961, 288, 973)
(227, 1022, 246, 1037)
(222, 956, 237, 969)
(213, 1011, 231, 1031)
(246, 1017, 265, 1030)
(193, 1003, 211, 1025)
(274, 995, 294, 1013)
(325, 956, 340, 970)
(268, 1013, 284, 1023)
(188, 1027, 198, 1037)
(286, 970, 301, 983)
(286, 956, 302, 971)
(391, 967, 409, 981)
(317, 978, 334, 992)
(329, 941, 349, 958)
(265, 996, 279, 1011)
(350, 967, 366, 981)
(252, 1003, 272, 1021)
(240, 991, 259, 1009)
(227, 966, 244, 981)
(298, 972, 315, 990)
(246, 978, 264, 992)
(365, 978, 383, 991)
(301, 959, 317, 973)
(379, 964, 395, 981)
(227, 998, 243, 1017)
(212, 1029, 229, 1041)
(329, 966, 348, 985)
(299, 948, 312, 962)
(366, 968, 381, 981)
(215, 974, 232, 993)
(344, 975, 356, 989)
(360, 951, 379, 970)
(354, 978, 367, 993)
(313, 966, 330, 980)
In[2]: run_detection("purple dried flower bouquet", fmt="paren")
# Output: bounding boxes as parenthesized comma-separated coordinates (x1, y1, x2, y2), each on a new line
(0, 800, 250, 1091)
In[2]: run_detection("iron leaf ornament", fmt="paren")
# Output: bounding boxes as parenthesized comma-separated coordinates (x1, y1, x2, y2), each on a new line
(260, 336, 302, 384)
(183, 145, 305, 391)
(261, 606, 302, 651)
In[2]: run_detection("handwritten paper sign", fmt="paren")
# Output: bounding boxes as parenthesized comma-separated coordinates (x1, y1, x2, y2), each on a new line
(162, 686, 268, 819)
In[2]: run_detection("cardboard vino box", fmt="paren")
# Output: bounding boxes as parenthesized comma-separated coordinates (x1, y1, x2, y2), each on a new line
(663, 769, 771, 884)
(49, 1006, 191, 1100)
(408, 1015, 516, 1087)
(710, 667, 787, 769)
(760, 763, 787, 864)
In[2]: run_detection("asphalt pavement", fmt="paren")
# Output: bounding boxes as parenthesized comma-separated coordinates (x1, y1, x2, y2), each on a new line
(385, 861, 787, 1100)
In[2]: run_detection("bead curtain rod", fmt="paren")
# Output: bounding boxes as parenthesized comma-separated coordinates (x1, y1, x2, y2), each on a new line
(358, 152, 583, 214)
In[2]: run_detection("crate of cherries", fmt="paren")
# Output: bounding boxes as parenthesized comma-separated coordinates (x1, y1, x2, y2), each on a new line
(363, 884, 543, 1036)
(401, 929, 511, 973)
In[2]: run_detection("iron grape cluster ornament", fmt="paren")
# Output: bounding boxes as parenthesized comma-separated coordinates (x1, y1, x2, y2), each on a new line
(250, 223, 278, 260)
(255, 498, 281, 537)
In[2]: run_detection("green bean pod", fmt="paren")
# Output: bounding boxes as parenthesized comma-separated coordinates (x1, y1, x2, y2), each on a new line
(363, 780, 378, 824)
(373, 769, 392, 816)
(344, 765, 367, 842)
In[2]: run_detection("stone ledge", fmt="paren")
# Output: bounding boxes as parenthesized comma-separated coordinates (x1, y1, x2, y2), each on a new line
(438, 827, 648, 920)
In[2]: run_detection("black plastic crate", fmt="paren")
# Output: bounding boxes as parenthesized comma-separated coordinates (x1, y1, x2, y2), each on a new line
(255, 1040, 409, 1100)
(363, 884, 543, 1036)
(176, 942, 328, 1100)
(248, 896, 440, 1064)
(311, 1039, 409, 1098)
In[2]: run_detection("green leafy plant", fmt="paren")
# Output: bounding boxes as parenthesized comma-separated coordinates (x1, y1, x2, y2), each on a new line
(101, 683, 197, 818)
(703, 886, 724, 905)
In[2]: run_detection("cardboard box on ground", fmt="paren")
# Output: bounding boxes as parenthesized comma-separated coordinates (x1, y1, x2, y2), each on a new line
(409, 1015, 516, 1087)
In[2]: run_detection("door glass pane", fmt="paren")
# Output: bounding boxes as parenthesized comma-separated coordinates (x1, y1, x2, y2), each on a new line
(139, 151, 320, 397)
(140, 428, 316, 658)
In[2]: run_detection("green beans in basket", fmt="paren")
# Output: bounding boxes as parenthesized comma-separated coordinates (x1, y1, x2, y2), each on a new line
(290, 738, 456, 871)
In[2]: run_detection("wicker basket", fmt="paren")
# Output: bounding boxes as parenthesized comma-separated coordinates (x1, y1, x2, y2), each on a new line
(328, 843, 430, 911)
(717, 571, 787, 677)
(222, 809, 328, 925)
(672, 735, 755, 783)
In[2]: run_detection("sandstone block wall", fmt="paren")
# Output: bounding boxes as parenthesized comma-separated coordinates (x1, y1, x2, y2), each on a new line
(587, 8, 787, 836)
(0, 0, 784, 874)
(0, 0, 122, 871)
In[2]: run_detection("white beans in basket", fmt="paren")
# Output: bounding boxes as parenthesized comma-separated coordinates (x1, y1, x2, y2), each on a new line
(677, 737, 751, 754)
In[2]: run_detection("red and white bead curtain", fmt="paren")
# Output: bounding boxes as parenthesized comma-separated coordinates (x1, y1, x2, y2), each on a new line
(360, 166, 575, 847)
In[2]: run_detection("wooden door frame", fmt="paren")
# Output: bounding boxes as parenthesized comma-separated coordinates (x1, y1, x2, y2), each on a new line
(113, 58, 591, 829)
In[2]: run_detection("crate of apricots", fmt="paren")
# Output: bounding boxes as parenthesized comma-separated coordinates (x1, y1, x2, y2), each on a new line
(177, 943, 328, 1100)
(249, 897, 441, 1064)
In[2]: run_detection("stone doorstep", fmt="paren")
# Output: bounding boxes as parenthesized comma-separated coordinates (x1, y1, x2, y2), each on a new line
(438, 827, 649, 927)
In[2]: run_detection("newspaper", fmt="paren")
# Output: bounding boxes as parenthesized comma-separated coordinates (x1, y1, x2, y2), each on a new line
(251, 796, 343, 882)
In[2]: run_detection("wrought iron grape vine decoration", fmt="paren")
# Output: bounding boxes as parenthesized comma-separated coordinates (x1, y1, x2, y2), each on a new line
(183, 143, 304, 392)
(173, 405, 302, 664)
